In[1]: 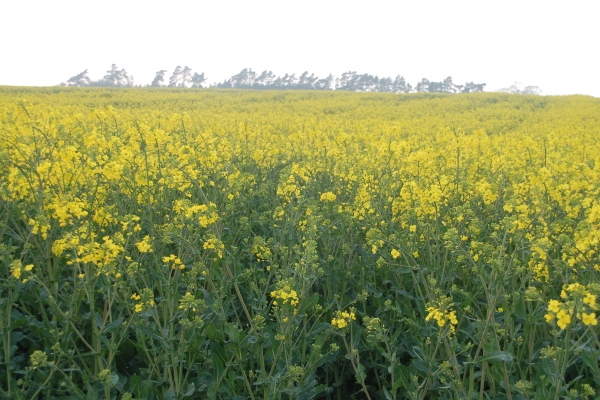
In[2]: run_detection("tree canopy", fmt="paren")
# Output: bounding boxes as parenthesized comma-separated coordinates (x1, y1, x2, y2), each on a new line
(61, 65, 521, 94)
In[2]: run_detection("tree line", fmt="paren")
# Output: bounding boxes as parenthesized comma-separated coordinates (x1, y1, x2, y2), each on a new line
(62, 64, 492, 93)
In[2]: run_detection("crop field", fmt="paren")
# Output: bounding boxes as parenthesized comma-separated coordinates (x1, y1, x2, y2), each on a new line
(1, 87, 600, 399)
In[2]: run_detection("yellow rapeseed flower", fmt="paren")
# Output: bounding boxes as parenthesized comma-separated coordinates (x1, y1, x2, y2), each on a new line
(583, 293, 597, 309)
(331, 309, 356, 329)
(556, 310, 571, 329)
(582, 312, 597, 326)
(135, 235, 153, 253)
(548, 299, 560, 313)
(320, 192, 336, 202)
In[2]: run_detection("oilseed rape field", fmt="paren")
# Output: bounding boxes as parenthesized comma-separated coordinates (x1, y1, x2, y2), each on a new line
(1, 87, 600, 400)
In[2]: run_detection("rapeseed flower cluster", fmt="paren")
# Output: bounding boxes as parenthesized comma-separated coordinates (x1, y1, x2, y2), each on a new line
(545, 283, 598, 328)
(135, 235, 153, 253)
(163, 254, 185, 270)
(251, 236, 272, 262)
(271, 286, 299, 308)
(131, 289, 155, 313)
(203, 237, 225, 259)
(319, 192, 337, 202)
(178, 291, 205, 313)
(9, 260, 34, 283)
(425, 307, 459, 330)
(364, 316, 389, 343)
(425, 296, 459, 332)
(29, 350, 48, 369)
(331, 308, 356, 329)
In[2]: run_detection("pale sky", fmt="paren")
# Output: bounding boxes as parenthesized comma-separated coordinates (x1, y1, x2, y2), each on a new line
(1, 0, 598, 96)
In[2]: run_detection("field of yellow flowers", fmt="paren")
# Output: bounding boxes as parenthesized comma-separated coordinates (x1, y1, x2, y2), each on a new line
(1, 87, 600, 399)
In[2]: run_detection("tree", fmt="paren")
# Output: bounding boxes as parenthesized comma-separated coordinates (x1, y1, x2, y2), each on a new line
(215, 79, 233, 88)
(169, 66, 183, 87)
(182, 66, 193, 88)
(275, 73, 297, 88)
(414, 77, 465, 93)
(229, 68, 257, 88)
(191, 72, 206, 88)
(205, 68, 487, 94)
(356, 74, 379, 92)
(315, 74, 335, 90)
(336, 71, 358, 91)
(415, 78, 431, 93)
(100, 64, 134, 87)
(63, 69, 92, 86)
(377, 77, 394, 92)
(522, 85, 542, 95)
(102, 64, 119, 86)
(498, 82, 539, 95)
(255, 70, 276, 87)
(461, 82, 486, 93)
(441, 76, 458, 93)
(297, 72, 318, 89)
(151, 70, 167, 87)
(391, 75, 411, 93)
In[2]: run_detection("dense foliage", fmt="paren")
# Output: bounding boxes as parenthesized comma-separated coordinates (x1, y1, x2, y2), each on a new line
(63, 65, 486, 93)
(1, 87, 599, 399)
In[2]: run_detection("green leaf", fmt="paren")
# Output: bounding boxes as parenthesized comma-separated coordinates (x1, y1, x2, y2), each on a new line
(9, 310, 27, 330)
(478, 350, 513, 364)
(201, 289, 214, 305)
(581, 349, 600, 377)
(351, 322, 362, 348)
(103, 317, 124, 334)
(392, 366, 405, 392)
(10, 330, 24, 344)
(137, 325, 164, 341)
(298, 293, 319, 314)
(11, 284, 21, 302)
(383, 387, 393, 400)
(8, 378, 22, 400)
(129, 374, 144, 398)
(410, 346, 426, 360)
(355, 362, 367, 384)
(205, 322, 222, 340)
(224, 322, 242, 342)
(411, 359, 430, 374)
(307, 323, 330, 339)
(182, 382, 195, 396)
(210, 341, 226, 380)
(393, 288, 414, 298)
(314, 384, 327, 396)
(94, 313, 103, 329)
(165, 387, 176, 400)
(390, 328, 403, 346)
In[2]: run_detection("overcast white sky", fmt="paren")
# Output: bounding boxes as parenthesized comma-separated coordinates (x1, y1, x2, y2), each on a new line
(0, 0, 598, 96)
